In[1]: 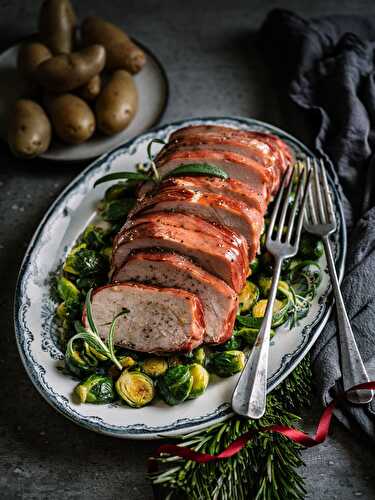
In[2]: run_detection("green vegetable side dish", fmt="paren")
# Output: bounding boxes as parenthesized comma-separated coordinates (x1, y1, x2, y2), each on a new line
(55, 171, 323, 409)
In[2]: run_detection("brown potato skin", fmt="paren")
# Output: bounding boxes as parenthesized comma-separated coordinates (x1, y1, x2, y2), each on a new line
(36, 45, 106, 93)
(17, 42, 52, 81)
(8, 99, 52, 158)
(45, 94, 95, 144)
(76, 74, 101, 101)
(95, 70, 138, 135)
(82, 16, 145, 74)
(39, 0, 76, 54)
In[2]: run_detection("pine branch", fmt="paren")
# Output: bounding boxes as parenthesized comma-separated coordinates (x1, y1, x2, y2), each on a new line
(149, 357, 311, 500)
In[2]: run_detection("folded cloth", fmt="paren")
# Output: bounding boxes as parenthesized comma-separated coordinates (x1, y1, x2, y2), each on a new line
(259, 9, 375, 439)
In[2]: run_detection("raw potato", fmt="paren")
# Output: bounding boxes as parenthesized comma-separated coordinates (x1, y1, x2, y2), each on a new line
(39, 0, 77, 54)
(45, 94, 95, 144)
(7, 99, 52, 158)
(36, 45, 106, 93)
(82, 16, 145, 73)
(95, 70, 138, 135)
(76, 74, 101, 101)
(17, 42, 52, 81)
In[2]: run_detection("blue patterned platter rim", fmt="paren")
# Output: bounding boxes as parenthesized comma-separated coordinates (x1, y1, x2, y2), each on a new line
(14, 117, 346, 439)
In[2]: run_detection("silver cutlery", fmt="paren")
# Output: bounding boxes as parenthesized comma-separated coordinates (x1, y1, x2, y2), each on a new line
(304, 158, 373, 404)
(232, 163, 312, 419)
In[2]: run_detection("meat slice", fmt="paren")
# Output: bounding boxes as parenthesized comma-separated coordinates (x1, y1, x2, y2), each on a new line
(112, 220, 248, 293)
(157, 134, 280, 194)
(130, 187, 263, 259)
(113, 251, 238, 344)
(138, 176, 268, 215)
(117, 211, 249, 270)
(155, 149, 272, 199)
(169, 125, 292, 181)
(87, 283, 205, 353)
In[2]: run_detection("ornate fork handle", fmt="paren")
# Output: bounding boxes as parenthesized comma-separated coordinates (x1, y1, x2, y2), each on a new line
(323, 235, 372, 404)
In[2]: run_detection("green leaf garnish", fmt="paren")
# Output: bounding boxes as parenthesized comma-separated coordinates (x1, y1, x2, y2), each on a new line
(147, 138, 166, 162)
(163, 163, 229, 180)
(106, 308, 129, 363)
(93, 172, 151, 188)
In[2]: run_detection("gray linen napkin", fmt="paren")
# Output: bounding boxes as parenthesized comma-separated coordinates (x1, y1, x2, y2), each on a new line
(259, 9, 375, 439)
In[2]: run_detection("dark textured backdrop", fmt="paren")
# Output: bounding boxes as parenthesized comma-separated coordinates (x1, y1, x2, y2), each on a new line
(0, 1, 374, 498)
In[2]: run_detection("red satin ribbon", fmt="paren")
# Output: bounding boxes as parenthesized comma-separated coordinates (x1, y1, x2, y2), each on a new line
(150, 381, 375, 467)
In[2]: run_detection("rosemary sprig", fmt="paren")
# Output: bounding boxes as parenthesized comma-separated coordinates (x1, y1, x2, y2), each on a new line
(149, 358, 311, 500)
(66, 289, 128, 370)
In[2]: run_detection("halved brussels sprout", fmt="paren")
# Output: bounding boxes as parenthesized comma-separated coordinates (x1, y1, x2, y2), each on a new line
(237, 327, 275, 346)
(239, 281, 259, 313)
(119, 355, 137, 369)
(142, 357, 168, 377)
(209, 350, 245, 378)
(168, 355, 183, 368)
(101, 247, 113, 261)
(299, 235, 324, 260)
(213, 334, 243, 352)
(192, 347, 206, 366)
(64, 246, 108, 277)
(75, 276, 100, 292)
(116, 371, 155, 408)
(65, 339, 97, 378)
(250, 257, 260, 275)
(253, 299, 284, 318)
(57, 276, 80, 304)
(158, 365, 193, 406)
(105, 182, 138, 201)
(188, 364, 209, 399)
(82, 224, 107, 250)
(74, 374, 115, 404)
(56, 302, 67, 319)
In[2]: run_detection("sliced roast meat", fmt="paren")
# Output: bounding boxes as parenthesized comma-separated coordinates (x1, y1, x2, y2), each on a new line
(130, 186, 263, 259)
(155, 149, 272, 198)
(157, 134, 280, 194)
(113, 251, 238, 344)
(169, 125, 292, 181)
(86, 283, 205, 353)
(138, 175, 268, 215)
(116, 211, 249, 269)
(112, 220, 248, 293)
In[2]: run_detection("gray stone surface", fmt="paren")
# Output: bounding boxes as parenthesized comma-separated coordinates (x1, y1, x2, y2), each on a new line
(0, 0, 375, 498)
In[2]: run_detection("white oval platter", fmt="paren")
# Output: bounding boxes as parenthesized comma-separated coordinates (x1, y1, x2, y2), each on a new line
(14, 116, 346, 439)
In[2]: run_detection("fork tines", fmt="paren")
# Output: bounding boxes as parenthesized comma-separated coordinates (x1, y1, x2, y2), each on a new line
(305, 158, 337, 234)
(267, 162, 312, 254)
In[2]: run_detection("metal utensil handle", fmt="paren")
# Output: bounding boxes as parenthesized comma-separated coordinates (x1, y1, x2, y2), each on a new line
(323, 235, 373, 404)
(232, 257, 283, 419)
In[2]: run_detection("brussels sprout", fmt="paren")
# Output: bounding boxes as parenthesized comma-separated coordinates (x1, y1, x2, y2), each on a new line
(65, 339, 97, 378)
(142, 357, 168, 377)
(158, 365, 193, 405)
(289, 261, 322, 288)
(119, 355, 137, 369)
(239, 281, 259, 313)
(64, 246, 108, 277)
(56, 276, 81, 319)
(260, 251, 273, 275)
(299, 235, 324, 260)
(250, 257, 260, 275)
(168, 355, 183, 368)
(214, 334, 243, 351)
(101, 198, 135, 222)
(253, 299, 284, 318)
(101, 247, 113, 261)
(237, 327, 275, 346)
(74, 374, 115, 404)
(82, 224, 108, 250)
(192, 347, 206, 366)
(188, 364, 209, 398)
(105, 182, 139, 201)
(209, 351, 245, 378)
(57, 276, 80, 303)
(75, 276, 101, 291)
(116, 370, 155, 407)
